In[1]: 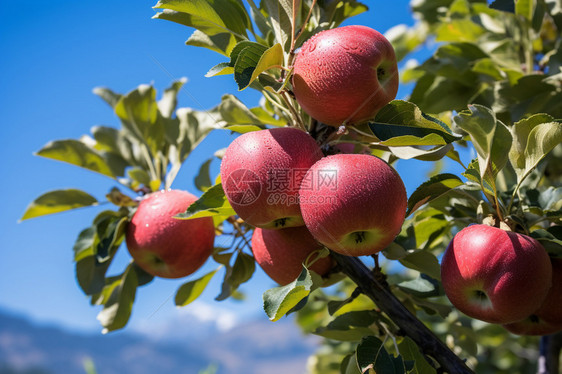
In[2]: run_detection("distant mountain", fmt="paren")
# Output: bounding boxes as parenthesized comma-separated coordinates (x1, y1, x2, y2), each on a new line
(0, 309, 318, 374)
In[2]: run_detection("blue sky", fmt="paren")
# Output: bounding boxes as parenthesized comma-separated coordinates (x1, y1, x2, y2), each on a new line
(0, 0, 449, 336)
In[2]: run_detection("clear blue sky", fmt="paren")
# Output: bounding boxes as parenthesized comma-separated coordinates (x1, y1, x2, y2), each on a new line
(0, 0, 448, 335)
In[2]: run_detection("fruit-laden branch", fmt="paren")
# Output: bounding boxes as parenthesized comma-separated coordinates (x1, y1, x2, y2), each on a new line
(331, 252, 474, 374)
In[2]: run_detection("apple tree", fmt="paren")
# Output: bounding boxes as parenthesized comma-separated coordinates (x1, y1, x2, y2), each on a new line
(21, 0, 562, 373)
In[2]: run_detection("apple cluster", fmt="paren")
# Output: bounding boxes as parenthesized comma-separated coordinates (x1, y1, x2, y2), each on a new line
(218, 25, 404, 285)
(122, 25, 402, 284)
(220, 127, 408, 285)
(441, 224, 562, 336)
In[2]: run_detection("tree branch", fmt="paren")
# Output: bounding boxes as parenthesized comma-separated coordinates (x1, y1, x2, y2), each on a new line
(540, 332, 562, 374)
(331, 252, 474, 374)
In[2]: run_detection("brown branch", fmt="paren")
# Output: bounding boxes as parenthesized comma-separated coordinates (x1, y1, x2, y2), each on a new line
(331, 252, 474, 374)
(540, 332, 562, 374)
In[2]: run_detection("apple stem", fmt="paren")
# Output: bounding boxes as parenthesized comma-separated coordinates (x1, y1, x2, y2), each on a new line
(227, 217, 253, 249)
(331, 252, 475, 374)
(289, 0, 318, 64)
(279, 91, 307, 131)
(373, 253, 380, 272)
(317, 125, 344, 148)
(377, 67, 386, 82)
(353, 231, 366, 244)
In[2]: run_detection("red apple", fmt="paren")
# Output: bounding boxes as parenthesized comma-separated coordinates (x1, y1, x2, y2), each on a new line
(503, 258, 562, 335)
(299, 154, 407, 256)
(220, 127, 323, 229)
(441, 224, 553, 324)
(126, 189, 215, 279)
(292, 25, 399, 126)
(251, 226, 334, 285)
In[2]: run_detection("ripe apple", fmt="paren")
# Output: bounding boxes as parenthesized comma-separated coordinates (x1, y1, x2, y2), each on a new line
(126, 189, 215, 279)
(503, 257, 562, 335)
(220, 127, 323, 229)
(299, 154, 407, 256)
(251, 226, 334, 285)
(292, 25, 399, 126)
(440, 224, 553, 324)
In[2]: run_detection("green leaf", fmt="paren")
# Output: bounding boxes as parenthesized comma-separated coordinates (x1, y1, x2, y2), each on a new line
(249, 106, 287, 126)
(385, 24, 427, 62)
(341, 353, 361, 374)
(398, 337, 437, 374)
(314, 311, 380, 342)
(224, 124, 263, 133)
(73, 226, 96, 262)
(526, 186, 562, 213)
(243, 43, 284, 90)
(76, 256, 111, 296)
(114, 84, 164, 156)
(229, 251, 255, 288)
(169, 106, 220, 172)
(232, 43, 273, 90)
(36, 139, 115, 178)
(368, 101, 461, 146)
(175, 183, 235, 219)
(74, 224, 116, 296)
(400, 250, 441, 280)
(195, 158, 214, 192)
(90, 127, 133, 175)
(175, 269, 219, 306)
(397, 275, 441, 298)
(153, 10, 237, 55)
(206, 62, 234, 77)
(410, 74, 479, 114)
(462, 158, 495, 197)
(454, 105, 512, 196)
(435, 19, 485, 42)
(96, 262, 139, 333)
(93, 87, 122, 108)
(418, 43, 488, 86)
(187, 30, 237, 56)
(395, 211, 451, 252)
(407, 173, 463, 216)
(516, 0, 535, 21)
(158, 78, 187, 118)
(219, 94, 265, 125)
(127, 167, 151, 187)
(263, 0, 293, 49)
(263, 267, 314, 322)
(94, 213, 128, 262)
(153, 0, 250, 38)
(21, 189, 98, 221)
(215, 251, 255, 301)
(388, 144, 453, 161)
(490, 0, 515, 13)
(531, 228, 562, 256)
(510, 116, 562, 182)
(472, 58, 505, 81)
(356, 336, 406, 374)
(410, 297, 452, 319)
